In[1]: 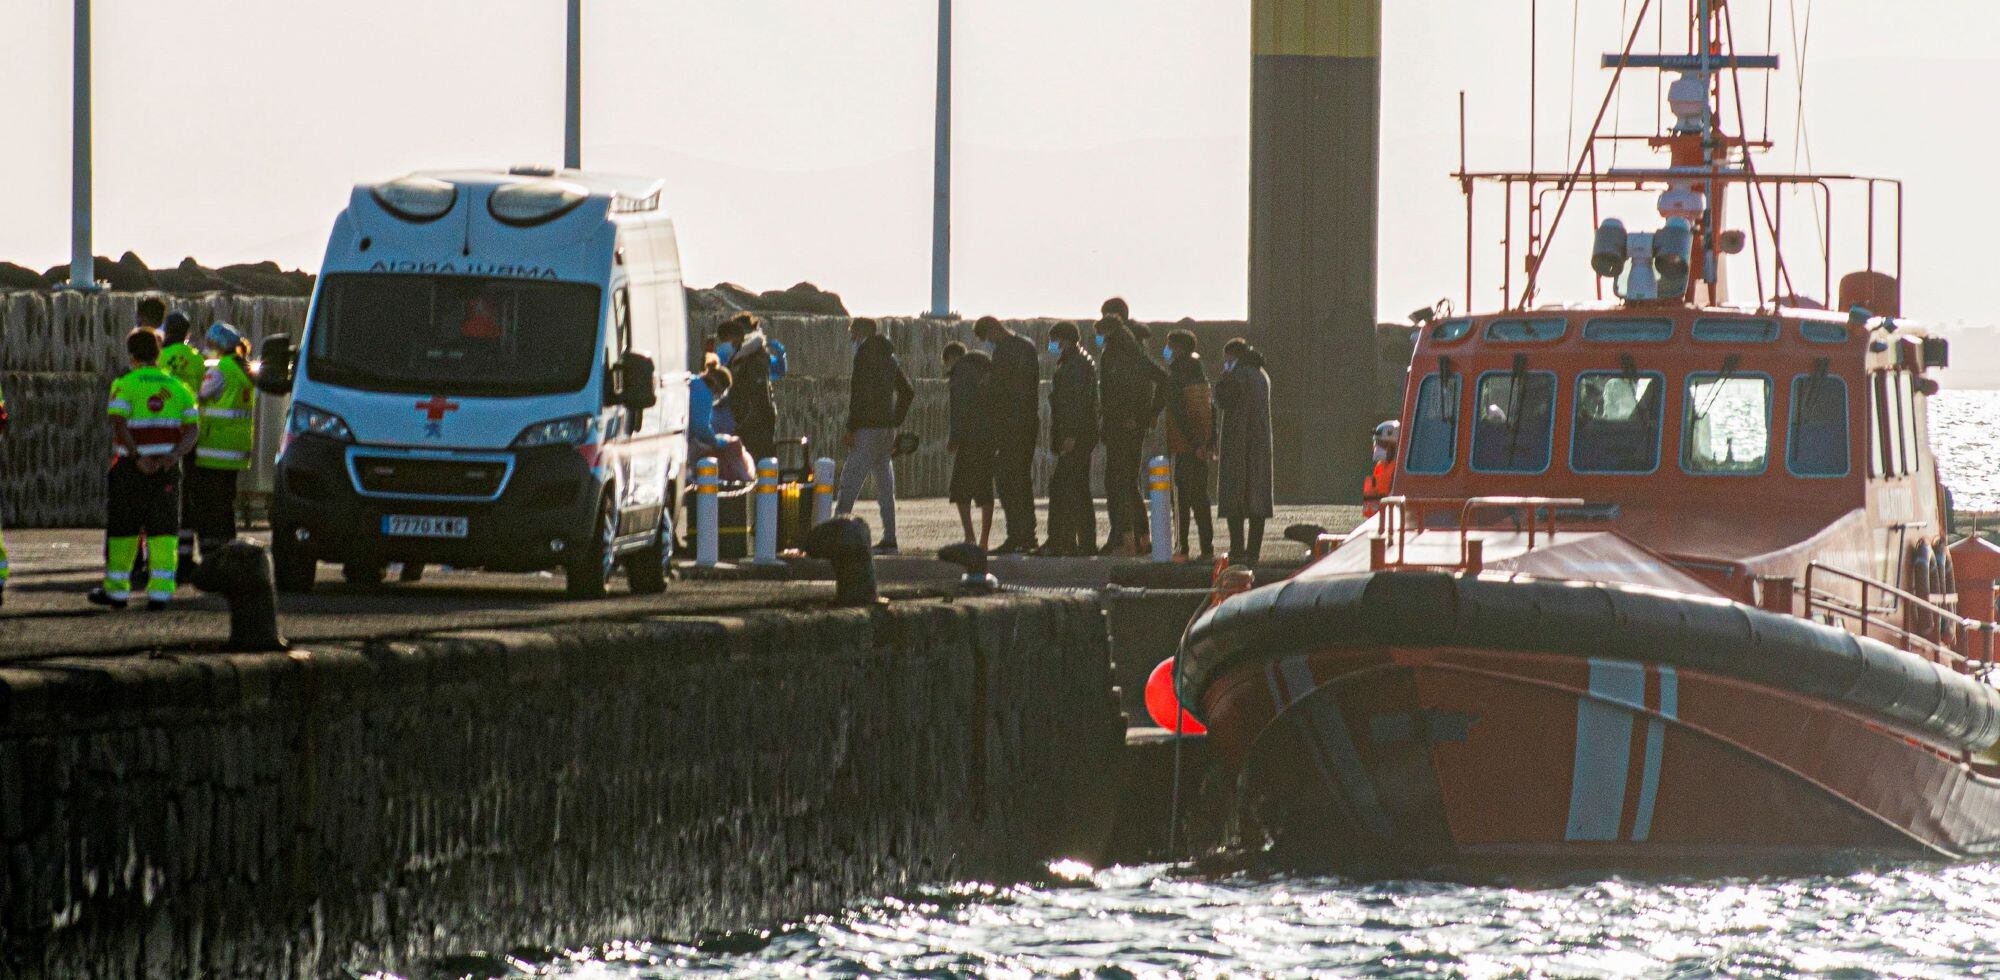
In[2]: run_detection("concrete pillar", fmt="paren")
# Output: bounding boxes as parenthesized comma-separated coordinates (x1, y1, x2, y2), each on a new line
(1249, 0, 1381, 503)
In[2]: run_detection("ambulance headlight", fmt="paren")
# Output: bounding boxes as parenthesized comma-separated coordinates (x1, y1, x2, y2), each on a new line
(288, 403, 354, 443)
(513, 414, 596, 448)
(489, 180, 589, 226)
(370, 177, 458, 222)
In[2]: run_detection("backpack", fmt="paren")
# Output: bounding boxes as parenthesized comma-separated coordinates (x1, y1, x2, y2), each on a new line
(767, 339, 789, 380)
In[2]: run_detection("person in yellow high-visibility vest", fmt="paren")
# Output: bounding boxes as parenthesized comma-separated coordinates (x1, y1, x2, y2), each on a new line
(92, 329, 199, 610)
(157, 310, 207, 566)
(0, 376, 10, 608)
(187, 322, 256, 567)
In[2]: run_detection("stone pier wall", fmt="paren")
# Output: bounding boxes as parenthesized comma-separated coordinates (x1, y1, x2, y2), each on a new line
(0, 592, 1123, 978)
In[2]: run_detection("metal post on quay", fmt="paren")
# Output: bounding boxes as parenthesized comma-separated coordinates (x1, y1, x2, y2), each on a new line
(694, 459, 720, 567)
(812, 457, 837, 526)
(753, 457, 782, 566)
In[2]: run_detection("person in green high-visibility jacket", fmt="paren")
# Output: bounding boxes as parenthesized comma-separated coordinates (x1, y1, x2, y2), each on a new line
(157, 311, 205, 393)
(187, 322, 256, 568)
(92, 329, 199, 610)
(157, 310, 206, 567)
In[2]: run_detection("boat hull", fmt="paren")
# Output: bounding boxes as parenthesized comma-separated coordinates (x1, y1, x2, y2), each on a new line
(1205, 644, 2000, 873)
(1183, 572, 2000, 873)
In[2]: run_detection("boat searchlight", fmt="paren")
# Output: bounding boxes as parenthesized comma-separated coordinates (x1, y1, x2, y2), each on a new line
(1592, 217, 1694, 301)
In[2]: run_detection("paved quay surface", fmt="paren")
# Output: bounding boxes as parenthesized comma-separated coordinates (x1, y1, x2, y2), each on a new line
(0, 499, 1362, 660)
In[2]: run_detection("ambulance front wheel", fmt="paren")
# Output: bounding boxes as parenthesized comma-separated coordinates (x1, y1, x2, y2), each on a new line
(626, 509, 674, 595)
(565, 494, 618, 599)
(272, 529, 316, 594)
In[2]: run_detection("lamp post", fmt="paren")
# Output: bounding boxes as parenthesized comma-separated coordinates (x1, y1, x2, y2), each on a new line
(564, 0, 581, 169)
(928, 0, 951, 318)
(69, 0, 96, 291)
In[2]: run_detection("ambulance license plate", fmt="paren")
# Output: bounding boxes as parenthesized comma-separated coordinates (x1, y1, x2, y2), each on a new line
(382, 515, 468, 538)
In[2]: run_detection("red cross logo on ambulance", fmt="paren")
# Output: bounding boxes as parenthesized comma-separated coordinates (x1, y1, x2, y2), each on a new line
(416, 395, 460, 439)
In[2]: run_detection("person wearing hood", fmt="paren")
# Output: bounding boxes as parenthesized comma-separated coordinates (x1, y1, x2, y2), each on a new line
(1215, 337, 1274, 563)
(972, 316, 1042, 554)
(1162, 329, 1216, 560)
(1041, 321, 1099, 556)
(185, 322, 257, 569)
(1363, 420, 1400, 517)
(1094, 298, 1170, 555)
(835, 317, 916, 553)
(942, 342, 996, 548)
(715, 313, 778, 463)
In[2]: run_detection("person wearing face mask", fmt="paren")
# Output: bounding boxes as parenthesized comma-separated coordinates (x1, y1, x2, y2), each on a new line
(715, 313, 778, 463)
(1215, 337, 1274, 564)
(972, 316, 1041, 554)
(1363, 420, 1400, 518)
(1161, 329, 1216, 560)
(1094, 298, 1170, 556)
(835, 317, 916, 553)
(1040, 321, 1099, 556)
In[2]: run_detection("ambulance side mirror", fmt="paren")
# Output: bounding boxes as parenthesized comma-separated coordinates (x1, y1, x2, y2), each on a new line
(255, 334, 295, 396)
(620, 351, 658, 412)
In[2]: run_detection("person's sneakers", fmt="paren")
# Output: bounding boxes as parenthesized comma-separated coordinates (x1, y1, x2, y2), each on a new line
(87, 588, 129, 610)
(991, 539, 1030, 556)
(872, 540, 899, 555)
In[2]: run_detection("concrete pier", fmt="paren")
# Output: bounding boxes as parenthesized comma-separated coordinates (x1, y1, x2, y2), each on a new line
(0, 590, 1123, 977)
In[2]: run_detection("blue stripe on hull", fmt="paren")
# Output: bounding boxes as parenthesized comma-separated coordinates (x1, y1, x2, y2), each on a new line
(1632, 667, 1678, 841)
(1566, 660, 1645, 841)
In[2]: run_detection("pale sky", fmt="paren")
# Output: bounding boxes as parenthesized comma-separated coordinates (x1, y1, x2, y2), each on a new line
(2, 0, 1995, 324)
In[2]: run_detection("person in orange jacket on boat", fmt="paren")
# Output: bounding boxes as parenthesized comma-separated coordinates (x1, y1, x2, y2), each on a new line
(1362, 420, 1399, 518)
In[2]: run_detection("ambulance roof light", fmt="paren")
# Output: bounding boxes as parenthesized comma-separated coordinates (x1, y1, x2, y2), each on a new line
(371, 177, 458, 223)
(488, 180, 589, 227)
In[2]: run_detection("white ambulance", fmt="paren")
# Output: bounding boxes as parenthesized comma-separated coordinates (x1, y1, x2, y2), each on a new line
(259, 167, 689, 597)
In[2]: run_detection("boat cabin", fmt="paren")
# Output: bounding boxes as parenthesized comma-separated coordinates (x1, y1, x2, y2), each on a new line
(1371, 303, 1952, 606)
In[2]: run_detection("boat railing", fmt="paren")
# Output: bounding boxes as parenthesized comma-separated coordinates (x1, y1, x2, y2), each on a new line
(1372, 496, 1588, 572)
(1803, 561, 1996, 676)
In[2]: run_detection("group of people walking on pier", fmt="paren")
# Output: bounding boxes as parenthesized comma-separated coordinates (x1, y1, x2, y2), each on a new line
(694, 298, 1276, 563)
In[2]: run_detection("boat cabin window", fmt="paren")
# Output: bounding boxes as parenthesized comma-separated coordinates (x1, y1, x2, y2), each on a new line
(1800, 321, 1850, 344)
(1867, 374, 1885, 477)
(1571, 372, 1664, 473)
(1682, 373, 1771, 475)
(1485, 317, 1568, 343)
(1406, 372, 1462, 474)
(1582, 318, 1674, 343)
(1880, 371, 1909, 475)
(1871, 372, 1900, 477)
(1786, 374, 1850, 477)
(1431, 318, 1474, 343)
(1471, 371, 1558, 472)
(1896, 369, 1922, 474)
(1691, 318, 1779, 343)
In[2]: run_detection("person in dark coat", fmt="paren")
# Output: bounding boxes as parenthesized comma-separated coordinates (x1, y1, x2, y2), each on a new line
(1215, 337, 1275, 563)
(942, 342, 995, 548)
(1041, 321, 1099, 556)
(974, 316, 1042, 553)
(1094, 299, 1170, 555)
(835, 317, 916, 553)
(716, 313, 778, 463)
(1162, 329, 1216, 560)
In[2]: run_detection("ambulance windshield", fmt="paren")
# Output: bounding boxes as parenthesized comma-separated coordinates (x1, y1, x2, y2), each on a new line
(306, 274, 602, 397)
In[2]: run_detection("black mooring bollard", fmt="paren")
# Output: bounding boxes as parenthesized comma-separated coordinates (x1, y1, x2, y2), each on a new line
(196, 540, 288, 651)
(805, 517, 883, 607)
(937, 542, 998, 594)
